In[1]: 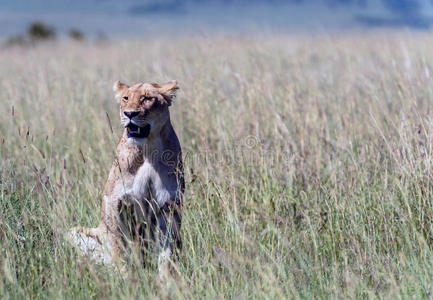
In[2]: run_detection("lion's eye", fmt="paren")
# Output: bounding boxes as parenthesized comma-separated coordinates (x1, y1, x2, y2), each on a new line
(122, 96, 128, 102)
(141, 96, 153, 102)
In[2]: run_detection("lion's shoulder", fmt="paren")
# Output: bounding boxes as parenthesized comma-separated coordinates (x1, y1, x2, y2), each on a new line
(115, 135, 144, 175)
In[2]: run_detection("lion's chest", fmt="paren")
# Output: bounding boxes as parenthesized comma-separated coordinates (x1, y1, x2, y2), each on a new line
(104, 153, 177, 214)
(131, 161, 175, 207)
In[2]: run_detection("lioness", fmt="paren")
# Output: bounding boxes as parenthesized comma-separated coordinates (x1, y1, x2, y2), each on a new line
(69, 80, 184, 275)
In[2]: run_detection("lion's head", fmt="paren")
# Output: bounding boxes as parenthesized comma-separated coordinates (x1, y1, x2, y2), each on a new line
(113, 80, 178, 145)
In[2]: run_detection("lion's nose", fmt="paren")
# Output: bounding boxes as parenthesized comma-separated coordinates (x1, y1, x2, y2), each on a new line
(124, 111, 139, 119)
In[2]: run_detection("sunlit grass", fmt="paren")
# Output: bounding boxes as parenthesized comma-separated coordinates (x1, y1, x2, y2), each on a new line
(0, 33, 432, 298)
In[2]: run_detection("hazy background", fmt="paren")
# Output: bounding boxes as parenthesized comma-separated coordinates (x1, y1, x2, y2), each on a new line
(2, 0, 433, 38)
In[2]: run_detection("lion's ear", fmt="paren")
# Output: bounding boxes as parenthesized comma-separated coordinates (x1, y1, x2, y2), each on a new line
(113, 80, 129, 101)
(158, 80, 179, 106)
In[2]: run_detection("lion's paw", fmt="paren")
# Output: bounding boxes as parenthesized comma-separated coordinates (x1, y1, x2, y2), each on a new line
(67, 227, 112, 265)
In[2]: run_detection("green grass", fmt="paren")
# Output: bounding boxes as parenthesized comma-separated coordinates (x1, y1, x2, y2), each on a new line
(0, 33, 432, 299)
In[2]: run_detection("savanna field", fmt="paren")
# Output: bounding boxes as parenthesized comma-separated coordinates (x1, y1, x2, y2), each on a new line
(0, 33, 432, 299)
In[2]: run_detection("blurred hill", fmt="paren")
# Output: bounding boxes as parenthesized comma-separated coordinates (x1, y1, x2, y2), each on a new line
(2, 0, 433, 37)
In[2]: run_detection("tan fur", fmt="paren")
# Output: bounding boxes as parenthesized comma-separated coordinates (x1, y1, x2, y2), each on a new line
(69, 80, 184, 272)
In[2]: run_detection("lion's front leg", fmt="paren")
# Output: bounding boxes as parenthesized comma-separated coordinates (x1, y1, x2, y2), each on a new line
(156, 204, 182, 279)
(101, 191, 134, 258)
(101, 191, 152, 264)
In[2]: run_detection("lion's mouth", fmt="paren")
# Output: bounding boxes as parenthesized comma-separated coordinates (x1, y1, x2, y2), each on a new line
(126, 123, 151, 139)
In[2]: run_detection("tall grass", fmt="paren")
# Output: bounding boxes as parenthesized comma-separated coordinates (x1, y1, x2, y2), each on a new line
(0, 33, 432, 299)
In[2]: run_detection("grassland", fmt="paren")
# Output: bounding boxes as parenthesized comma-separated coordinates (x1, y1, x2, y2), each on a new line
(0, 32, 432, 299)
